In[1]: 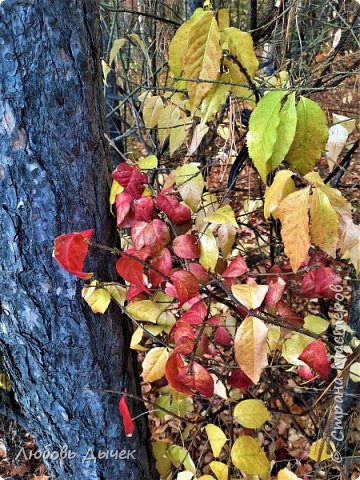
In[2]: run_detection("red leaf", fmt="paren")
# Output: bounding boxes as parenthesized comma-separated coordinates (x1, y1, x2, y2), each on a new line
(298, 365, 315, 381)
(299, 339, 331, 379)
(126, 286, 147, 302)
(119, 390, 135, 437)
(214, 326, 232, 346)
(53, 229, 94, 279)
(222, 256, 248, 278)
(132, 219, 170, 256)
(115, 192, 132, 227)
(116, 194, 154, 228)
(149, 248, 172, 287)
(112, 163, 148, 199)
(264, 271, 286, 308)
(173, 234, 200, 259)
(173, 320, 195, 344)
(168, 270, 199, 305)
(174, 336, 195, 355)
(180, 301, 207, 325)
(276, 300, 304, 326)
(227, 368, 254, 390)
(165, 354, 193, 395)
(188, 263, 211, 283)
(133, 196, 154, 222)
(156, 191, 192, 226)
(116, 254, 150, 293)
(300, 266, 342, 299)
(177, 362, 214, 397)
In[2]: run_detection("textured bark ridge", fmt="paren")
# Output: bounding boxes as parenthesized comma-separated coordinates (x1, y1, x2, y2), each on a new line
(0, 1, 156, 478)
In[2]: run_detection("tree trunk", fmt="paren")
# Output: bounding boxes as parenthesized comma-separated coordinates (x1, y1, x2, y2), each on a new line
(0, 1, 157, 479)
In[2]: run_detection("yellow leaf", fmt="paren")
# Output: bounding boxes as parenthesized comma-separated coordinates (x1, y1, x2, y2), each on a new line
(177, 472, 197, 480)
(303, 315, 329, 334)
(188, 124, 209, 156)
(183, 12, 221, 111)
(101, 59, 111, 86)
(152, 440, 168, 460)
(158, 105, 181, 146)
(157, 311, 176, 333)
(138, 155, 158, 171)
(276, 187, 311, 272)
(205, 424, 227, 458)
(199, 228, 219, 272)
(104, 283, 127, 306)
(264, 170, 295, 219)
(210, 461, 228, 480)
(234, 316, 268, 384)
(170, 118, 192, 156)
(286, 97, 328, 174)
(277, 468, 301, 479)
(310, 187, 339, 256)
(155, 456, 172, 476)
(129, 33, 151, 68)
(350, 362, 360, 382)
(223, 27, 259, 78)
(145, 324, 165, 336)
(218, 9, 230, 43)
(309, 439, 335, 462)
(200, 83, 230, 123)
(0, 372, 11, 392)
(126, 300, 163, 323)
(168, 8, 206, 76)
(221, 62, 254, 103)
(196, 192, 220, 229)
(82, 282, 111, 314)
(143, 95, 164, 129)
(198, 476, 216, 480)
(233, 399, 270, 428)
(267, 325, 281, 352)
(268, 93, 297, 173)
(204, 204, 238, 227)
(109, 38, 126, 65)
(142, 347, 169, 382)
(217, 224, 236, 258)
(247, 91, 287, 182)
(176, 163, 205, 211)
(231, 284, 268, 309)
(231, 436, 270, 478)
(130, 327, 146, 351)
(282, 334, 312, 366)
(109, 180, 124, 211)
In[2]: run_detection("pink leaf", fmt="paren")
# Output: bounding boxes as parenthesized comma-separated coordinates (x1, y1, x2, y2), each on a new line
(180, 301, 207, 325)
(173, 234, 200, 259)
(276, 300, 304, 326)
(214, 327, 232, 346)
(168, 270, 199, 305)
(149, 248, 172, 287)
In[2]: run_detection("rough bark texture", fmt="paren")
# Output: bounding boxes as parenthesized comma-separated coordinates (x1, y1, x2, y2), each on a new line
(0, 1, 157, 479)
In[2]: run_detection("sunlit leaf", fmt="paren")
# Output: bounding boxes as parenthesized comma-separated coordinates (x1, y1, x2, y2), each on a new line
(231, 284, 268, 309)
(199, 228, 219, 272)
(277, 467, 302, 479)
(82, 281, 111, 314)
(210, 461, 228, 480)
(223, 27, 259, 78)
(126, 300, 163, 323)
(204, 204, 238, 227)
(130, 327, 146, 351)
(264, 170, 295, 219)
(167, 444, 196, 473)
(282, 333, 313, 366)
(309, 439, 336, 462)
(53, 229, 94, 280)
(142, 347, 169, 382)
(231, 436, 270, 477)
(205, 424, 227, 458)
(233, 399, 270, 428)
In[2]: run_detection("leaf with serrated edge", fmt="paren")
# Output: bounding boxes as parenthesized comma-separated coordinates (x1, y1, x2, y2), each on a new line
(205, 424, 227, 458)
(142, 347, 169, 382)
(204, 204, 238, 227)
(264, 170, 295, 219)
(223, 28, 259, 78)
(199, 229, 219, 272)
(268, 93, 297, 172)
(286, 96, 328, 174)
(183, 12, 221, 111)
(234, 316, 268, 384)
(234, 399, 270, 428)
(247, 91, 287, 182)
(231, 436, 270, 478)
(310, 188, 339, 256)
(276, 187, 311, 272)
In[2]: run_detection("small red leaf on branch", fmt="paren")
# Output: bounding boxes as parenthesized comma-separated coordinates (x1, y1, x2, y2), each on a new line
(222, 256, 248, 278)
(177, 361, 214, 397)
(149, 248, 172, 287)
(300, 266, 342, 299)
(299, 339, 331, 379)
(112, 163, 148, 199)
(173, 234, 200, 259)
(214, 327, 232, 346)
(53, 229, 94, 279)
(165, 354, 193, 395)
(167, 270, 199, 305)
(227, 368, 254, 390)
(276, 301, 304, 326)
(132, 219, 170, 256)
(116, 193, 154, 228)
(118, 390, 135, 437)
(180, 300, 207, 325)
(116, 249, 150, 293)
(156, 190, 192, 225)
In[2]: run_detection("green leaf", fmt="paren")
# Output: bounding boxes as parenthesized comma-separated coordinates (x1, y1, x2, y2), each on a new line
(205, 424, 227, 458)
(167, 445, 196, 473)
(231, 436, 270, 478)
(268, 93, 297, 172)
(247, 91, 287, 182)
(138, 155, 158, 171)
(176, 163, 205, 211)
(199, 228, 219, 272)
(200, 83, 230, 123)
(204, 204, 238, 227)
(286, 96, 328, 174)
(223, 27, 259, 78)
(233, 399, 270, 428)
(303, 315, 329, 334)
(183, 11, 221, 111)
(282, 334, 313, 366)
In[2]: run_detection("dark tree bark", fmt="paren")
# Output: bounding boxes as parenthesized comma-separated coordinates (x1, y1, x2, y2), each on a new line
(0, 1, 157, 479)
(187, 0, 203, 17)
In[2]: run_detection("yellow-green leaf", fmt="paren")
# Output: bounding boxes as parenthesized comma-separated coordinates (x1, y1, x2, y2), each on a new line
(170, 118, 192, 156)
(233, 399, 270, 428)
(168, 8, 206, 76)
(276, 187, 311, 272)
(205, 424, 227, 458)
(130, 327, 146, 351)
(158, 104, 181, 146)
(247, 91, 287, 182)
(234, 316, 268, 384)
(310, 187, 339, 256)
(176, 163, 205, 211)
(126, 300, 163, 323)
(82, 282, 111, 314)
(231, 436, 270, 478)
(309, 439, 335, 462)
(204, 204, 238, 227)
(200, 83, 230, 123)
(101, 59, 111, 86)
(210, 461, 228, 480)
(264, 170, 295, 219)
(303, 315, 329, 334)
(217, 224, 236, 258)
(231, 284, 268, 309)
(109, 180, 124, 211)
(277, 468, 302, 479)
(142, 347, 169, 382)
(183, 11, 221, 111)
(0, 372, 11, 392)
(167, 445, 196, 473)
(109, 38, 126, 65)
(218, 9, 229, 43)
(188, 124, 209, 155)
(282, 334, 312, 366)
(152, 440, 168, 460)
(138, 155, 158, 171)
(199, 229, 219, 272)
(286, 96, 328, 174)
(268, 93, 297, 172)
(143, 95, 164, 129)
(223, 28, 259, 78)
